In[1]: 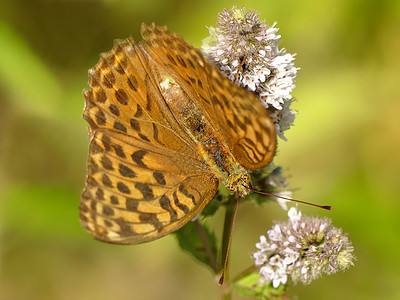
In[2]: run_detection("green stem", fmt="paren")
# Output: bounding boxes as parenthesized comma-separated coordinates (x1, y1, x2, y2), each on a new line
(221, 289, 232, 300)
(220, 196, 235, 272)
(219, 194, 236, 300)
(232, 265, 258, 283)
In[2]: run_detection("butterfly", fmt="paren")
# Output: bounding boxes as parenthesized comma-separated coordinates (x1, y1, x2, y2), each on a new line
(80, 23, 276, 244)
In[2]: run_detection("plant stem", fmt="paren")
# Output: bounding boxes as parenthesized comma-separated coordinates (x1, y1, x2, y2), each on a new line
(232, 265, 258, 283)
(220, 197, 235, 272)
(221, 289, 232, 300)
(219, 194, 236, 300)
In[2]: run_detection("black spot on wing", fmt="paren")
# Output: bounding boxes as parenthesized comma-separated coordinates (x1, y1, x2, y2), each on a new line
(117, 181, 131, 194)
(135, 182, 154, 200)
(119, 164, 136, 178)
(173, 191, 189, 214)
(139, 212, 162, 231)
(153, 171, 166, 185)
(179, 183, 196, 206)
(131, 150, 147, 168)
(160, 195, 177, 221)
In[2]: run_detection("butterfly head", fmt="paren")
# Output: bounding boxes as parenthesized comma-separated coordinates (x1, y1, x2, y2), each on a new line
(225, 171, 251, 198)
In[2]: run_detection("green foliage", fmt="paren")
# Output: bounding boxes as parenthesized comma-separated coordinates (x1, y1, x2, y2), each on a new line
(201, 194, 223, 218)
(233, 272, 286, 299)
(2, 183, 82, 238)
(175, 221, 218, 272)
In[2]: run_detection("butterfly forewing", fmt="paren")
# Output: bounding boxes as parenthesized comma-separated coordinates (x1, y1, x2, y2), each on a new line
(208, 71, 276, 170)
(140, 24, 276, 170)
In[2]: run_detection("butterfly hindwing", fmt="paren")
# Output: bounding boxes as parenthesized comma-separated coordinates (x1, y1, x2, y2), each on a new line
(80, 129, 219, 244)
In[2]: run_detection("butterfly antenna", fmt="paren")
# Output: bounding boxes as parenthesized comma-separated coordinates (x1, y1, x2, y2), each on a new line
(250, 189, 333, 211)
(234, 54, 248, 83)
(218, 194, 240, 286)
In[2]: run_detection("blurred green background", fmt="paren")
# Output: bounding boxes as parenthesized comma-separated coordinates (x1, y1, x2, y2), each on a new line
(1, 0, 399, 299)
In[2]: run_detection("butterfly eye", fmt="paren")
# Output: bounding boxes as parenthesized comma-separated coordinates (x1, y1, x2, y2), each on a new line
(226, 183, 235, 192)
(242, 173, 250, 183)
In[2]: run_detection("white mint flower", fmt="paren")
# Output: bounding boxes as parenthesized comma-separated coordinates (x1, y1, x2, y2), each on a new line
(252, 208, 355, 287)
(288, 206, 302, 223)
(267, 99, 297, 141)
(255, 235, 268, 251)
(202, 6, 298, 140)
(268, 224, 283, 241)
(253, 251, 268, 266)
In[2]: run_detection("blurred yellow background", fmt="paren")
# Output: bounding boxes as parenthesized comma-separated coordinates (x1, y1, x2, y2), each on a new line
(1, 0, 399, 299)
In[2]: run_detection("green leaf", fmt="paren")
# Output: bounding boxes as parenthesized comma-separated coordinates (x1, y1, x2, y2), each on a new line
(175, 221, 218, 273)
(200, 197, 221, 217)
(233, 272, 286, 299)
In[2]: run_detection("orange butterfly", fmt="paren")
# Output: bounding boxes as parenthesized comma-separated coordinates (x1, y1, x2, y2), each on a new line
(80, 23, 276, 244)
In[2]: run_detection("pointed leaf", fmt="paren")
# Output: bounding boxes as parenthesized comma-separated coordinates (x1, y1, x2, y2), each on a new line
(175, 221, 218, 272)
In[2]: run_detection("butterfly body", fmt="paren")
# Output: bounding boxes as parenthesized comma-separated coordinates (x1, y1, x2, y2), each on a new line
(80, 24, 276, 244)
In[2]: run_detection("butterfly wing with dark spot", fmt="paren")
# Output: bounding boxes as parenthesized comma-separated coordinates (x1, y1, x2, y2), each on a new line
(81, 35, 220, 244)
(81, 129, 218, 244)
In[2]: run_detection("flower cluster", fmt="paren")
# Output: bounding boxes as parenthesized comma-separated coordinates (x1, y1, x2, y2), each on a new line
(253, 207, 355, 288)
(202, 6, 298, 140)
